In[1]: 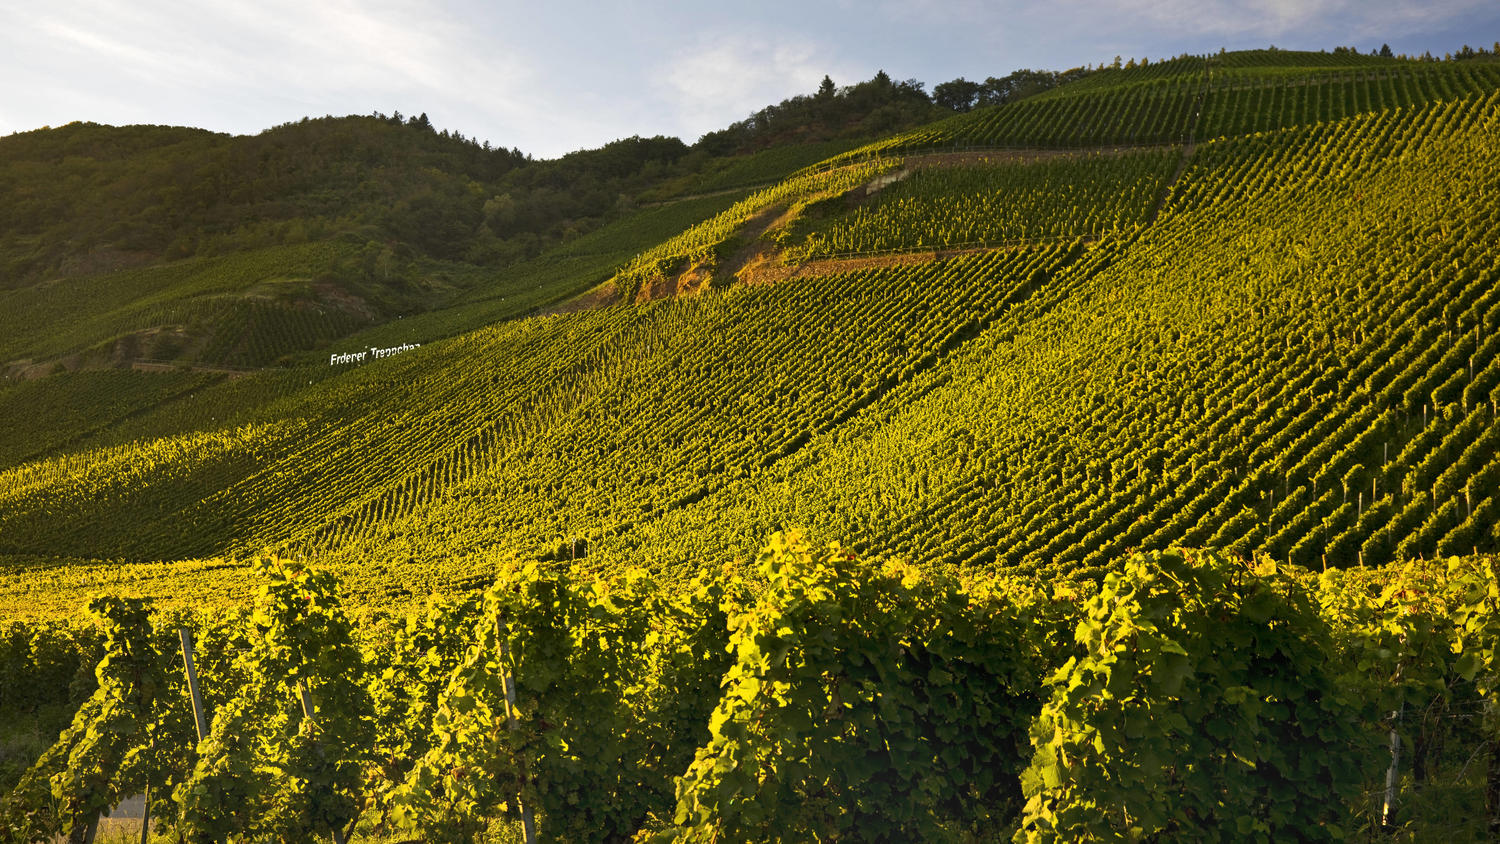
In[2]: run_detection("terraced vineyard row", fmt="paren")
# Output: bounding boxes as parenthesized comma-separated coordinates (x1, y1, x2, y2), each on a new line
(1199, 61, 1500, 138)
(596, 90, 1500, 580)
(900, 71, 1206, 148)
(1031, 49, 1399, 101)
(193, 298, 368, 367)
(0, 243, 1084, 603)
(815, 54, 1500, 163)
(0, 420, 315, 560)
(300, 245, 1081, 583)
(0, 370, 220, 469)
(0, 308, 654, 561)
(783, 148, 1178, 258)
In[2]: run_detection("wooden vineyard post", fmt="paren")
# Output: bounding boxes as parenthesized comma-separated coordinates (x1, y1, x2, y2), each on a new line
(139, 782, 150, 844)
(1382, 700, 1403, 830)
(496, 618, 539, 844)
(178, 628, 210, 741)
(296, 681, 315, 720)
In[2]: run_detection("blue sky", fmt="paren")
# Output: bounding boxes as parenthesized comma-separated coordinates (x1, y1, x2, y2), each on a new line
(3, 0, 1497, 158)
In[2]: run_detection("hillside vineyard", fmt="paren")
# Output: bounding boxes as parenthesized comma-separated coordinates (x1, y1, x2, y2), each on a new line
(3, 87, 1497, 609)
(2, 49, 1500, 841)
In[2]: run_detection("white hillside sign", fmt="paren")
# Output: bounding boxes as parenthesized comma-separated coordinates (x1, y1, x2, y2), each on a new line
(330, 342, 421, 366)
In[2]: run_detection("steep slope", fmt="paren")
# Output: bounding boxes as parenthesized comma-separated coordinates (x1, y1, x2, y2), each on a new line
(2, 52, 1499, 619)
(824, 50, 1500, 158)
(622, 90, 1500, 577)
(286, 88, 1499, 589)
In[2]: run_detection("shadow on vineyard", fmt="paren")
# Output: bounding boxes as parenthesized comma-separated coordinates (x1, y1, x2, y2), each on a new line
(2, 537, 1498, 841)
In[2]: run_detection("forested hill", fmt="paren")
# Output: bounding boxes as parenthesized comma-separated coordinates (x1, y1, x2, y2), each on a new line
(0, 116, 526, 279)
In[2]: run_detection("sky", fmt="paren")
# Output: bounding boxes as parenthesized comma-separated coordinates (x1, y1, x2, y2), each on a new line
(3, 0, 1498, 158)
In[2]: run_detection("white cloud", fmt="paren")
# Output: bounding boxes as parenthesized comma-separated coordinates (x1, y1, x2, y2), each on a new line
(658, 35, 857, 138)
(3, 0, 551, 147)
(19, 4, 221, 85)
(1050, 0, 1497, 42)
(3, 0, 1497, 155)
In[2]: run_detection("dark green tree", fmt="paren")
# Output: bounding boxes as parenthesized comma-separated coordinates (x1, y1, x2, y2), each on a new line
(933, 77, 983, 112)
(977, 69, 1069, 107)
